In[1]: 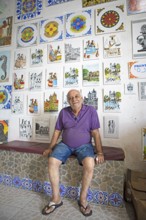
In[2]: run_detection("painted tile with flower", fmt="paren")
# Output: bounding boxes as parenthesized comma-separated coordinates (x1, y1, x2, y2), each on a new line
(40, 16, 63, 43)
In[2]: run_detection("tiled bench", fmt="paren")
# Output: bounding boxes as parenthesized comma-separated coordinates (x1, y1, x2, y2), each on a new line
(0, 140, 125, 207)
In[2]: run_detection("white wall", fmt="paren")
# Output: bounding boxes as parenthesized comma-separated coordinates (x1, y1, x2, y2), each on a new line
(0, 0, 146, 172)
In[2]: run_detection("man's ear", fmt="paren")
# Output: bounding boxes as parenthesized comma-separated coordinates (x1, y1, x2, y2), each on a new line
(81, 96, 83, 103)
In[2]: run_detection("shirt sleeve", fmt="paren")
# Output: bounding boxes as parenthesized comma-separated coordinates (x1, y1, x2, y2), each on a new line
(55, 109, 64, 131)
(90, 107, 100, 130)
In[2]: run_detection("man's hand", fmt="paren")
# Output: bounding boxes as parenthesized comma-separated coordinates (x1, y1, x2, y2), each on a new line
(43, 148, 52, 157)
(95, 154, 104, 164)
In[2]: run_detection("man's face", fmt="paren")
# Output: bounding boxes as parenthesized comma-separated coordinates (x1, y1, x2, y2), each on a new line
(67, 90, 83, 109)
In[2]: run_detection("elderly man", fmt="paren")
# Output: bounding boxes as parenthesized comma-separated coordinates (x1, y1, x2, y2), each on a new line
(42, 89, 104, 216)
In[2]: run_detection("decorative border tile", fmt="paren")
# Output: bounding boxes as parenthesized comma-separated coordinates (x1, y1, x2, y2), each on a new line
(66, 186, 79, 200)
(15, 0, 43, 23)
(0, 173, 124, 207)
(93, 190, 108, 205)
(108, 192, 123, 207)
(46, 0, 73, 7)
(3, 175, 12, 186)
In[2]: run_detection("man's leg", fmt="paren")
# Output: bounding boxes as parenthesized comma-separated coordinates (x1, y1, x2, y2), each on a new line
(47, 142, 72, 203)
(80, 157, 95, 206)
(48, 157, 62, 203)
(42, 142, 72, 215)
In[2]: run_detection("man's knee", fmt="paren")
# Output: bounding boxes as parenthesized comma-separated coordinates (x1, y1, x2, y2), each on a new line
(82, 157, 95, 171)
(48, 156, 62, 167)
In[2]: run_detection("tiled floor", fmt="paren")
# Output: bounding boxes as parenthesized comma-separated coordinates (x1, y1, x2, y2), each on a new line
(0, 184, 136, 220)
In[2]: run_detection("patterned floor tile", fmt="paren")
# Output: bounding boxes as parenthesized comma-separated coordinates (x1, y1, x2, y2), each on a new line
(10, 208, 52, 220)
(0, 185, 136, 220)
(0, 186, 36, 208)
(0, 204, 20, 220)
(23, 193, 50, 212)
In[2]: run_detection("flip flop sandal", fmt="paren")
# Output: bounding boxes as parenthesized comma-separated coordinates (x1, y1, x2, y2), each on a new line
(42, 201, 63, 215)
(78, 200, 92, 217)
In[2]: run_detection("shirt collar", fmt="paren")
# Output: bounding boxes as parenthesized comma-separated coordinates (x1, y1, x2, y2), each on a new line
(68, 104, 86, 112)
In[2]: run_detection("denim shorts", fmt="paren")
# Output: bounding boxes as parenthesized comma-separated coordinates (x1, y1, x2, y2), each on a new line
(49, 142, 95, 165)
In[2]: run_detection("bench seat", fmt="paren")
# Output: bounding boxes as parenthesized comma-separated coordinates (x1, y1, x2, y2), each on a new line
(0, 140, 125, 161)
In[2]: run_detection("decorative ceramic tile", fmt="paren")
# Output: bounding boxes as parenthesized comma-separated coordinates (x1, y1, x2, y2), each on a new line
(40, 16, 63, 43)
(0, 85, 12, 110)
(11, 93, 24, 114)
(103, 34, 122, 58)
(65, 10, 92, 39)
(43, 181, 52, 195)
(32, 180, 43, 192)
(108, 192, 123, 207)
(132, 19, 146, 59)
(60, 184, 67, 197)
(17, 22, 38, 48)
(0, 175, 3, 184)
(3, 175, 12, 186)
(63, 64, 81, 88)
(95, 4, 125, 35)
(27, 93, 42, 115)
(0, 50, 11, 83)
(13, 70, 27, 91)
(44, 90, 62, 113)
(0, 120, 8, 144)
(46, 0, 73, 7)
(86, 188, 94, 202)
(12, 176, 22, 188)
(103, 88, 122, 113)
(128, 61, 146, 79)
(47, 42, 63, 63)
(93, 190, 108, 205)
(66, 186, 79, 200)
(30, 46, 44, 67)
(0, 16, 13, 47)
(82, 0, 117, 8)
(83, 38, 101, 60)
(15, 0, 43, 23)
(65, 39, 81, 63)
(103, 116, 119, 139)
(82, 62, 100, 86)
(138, 82, 146, 101)
(82, 88, 100, 110)
(103, 59, 122, 85)
(14, 49, 28, 69)
(21, 178, 33, 190)
(124, 82, 137, 95)
(45, 65, 62, 89)
(34, 118, 50, 141)
(19, 117, 33, 139)
(28, 68, 43, 91)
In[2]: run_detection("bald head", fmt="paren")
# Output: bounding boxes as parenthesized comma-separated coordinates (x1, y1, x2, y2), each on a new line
(67, 89, 82, 100)
(67, 89, 83, 111)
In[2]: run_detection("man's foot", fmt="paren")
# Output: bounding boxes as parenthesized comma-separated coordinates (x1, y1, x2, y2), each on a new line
(42, 201, 63, 215)
(78, 200, 92, 216)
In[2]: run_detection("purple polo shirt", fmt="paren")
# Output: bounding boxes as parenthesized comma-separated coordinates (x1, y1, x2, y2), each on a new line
(55, 105, 100, 148)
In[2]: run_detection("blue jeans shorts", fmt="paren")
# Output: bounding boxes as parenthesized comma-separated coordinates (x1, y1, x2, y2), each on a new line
(49, 142, 95, 165)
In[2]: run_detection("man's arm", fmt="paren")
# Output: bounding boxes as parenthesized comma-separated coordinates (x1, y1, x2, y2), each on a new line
(43, 129, 61, 156)
(91, 129, 104, 164)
